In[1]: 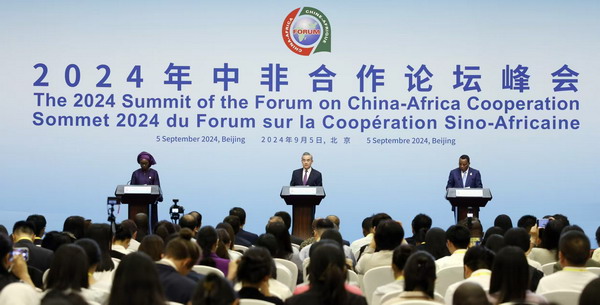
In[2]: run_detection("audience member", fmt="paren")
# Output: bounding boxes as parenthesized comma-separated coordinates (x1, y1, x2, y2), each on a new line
(436, 225, 470, 270)
(528, 219, 566, 265)
(326, 215, 350, 245)
(26, 214, 47, 245)
(133, 213, 149, 242)
(382, 251, 437, 304)
(85, 223, 115, 273)
(417, 227, 451, 259)
(216, 228, 232, 260)
(356, 220, 404, 274)
(299, 218, 336, 261)
(517, 215, 537, 233)
(138, 234, 165, 261)
(592, 226, 600, 263)
(503, 228, 544, 291)
(73, 238, 110, 301)
(493, 214, 513, 234)
(579, 277, 600, 305)
(154, 221, 177, 244)
(488, 246, 547, 305)
(274, 211, 303, 245)
(536, 230, 598, 294)
(41, 231, 72, 252)
(230, 207, 259, 244)
(406, 214, 432, 246)
(237, 247, 284, 305)
(0, 232, 34, 291)
(459, 217, 484, 247)
(350, 213, 391, 259)
(286, 242, 367, 305)
(110, 223, 132, 259)
(481, 226, 504, 246)
(179, 214, 200, 236)
(452, 282, 490, 305)
(41, 289, 88, 305)
(266, 221, 302, 270)
(120, 219, 140, 251)
(13, 220, 53, 273)
(444, 246, 494, 305)
(189, 211, 203, 228)
(224, 215, 251, 247)
(482, 234, 505, 254)
(108, 252, 167, 305)
(197, 226, 231, 277)
(216, 222, 241, 260)
(372, 244, 415, 305)
(191, 273, 238, 305)
(62, 216, 86, 240)
(320, 229, 356, 268)
(157, 228, 200, 304)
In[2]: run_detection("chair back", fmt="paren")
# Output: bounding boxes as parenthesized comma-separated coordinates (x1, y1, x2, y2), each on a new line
(541, 262, 556, 276)
(192, 265, 225, 277)
(539, 290, 581, 305)
(275, 263, 293, 290)
(239, 299, 275, 305)
(378, 290, 402, 305)
(233, 244, 249, 253)
(362, 266, 395, 304)
(274, 258, 299, 290)
(434, 265, 464, 296)
(347, 269, 360, 287)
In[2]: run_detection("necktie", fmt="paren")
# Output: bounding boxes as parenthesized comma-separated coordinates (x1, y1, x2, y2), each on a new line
(303, 170, 308, 185)
(462, 171, 467, 187)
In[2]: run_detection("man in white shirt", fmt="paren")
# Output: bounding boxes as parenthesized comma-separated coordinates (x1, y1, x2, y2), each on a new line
(110, 224, 132, 259)
(355, 220, 404, 275)
(537, 230, 598, 294)
(350, 213, 392, 259)
(436, 225, 470, 271)
(444, 246, 494, 305)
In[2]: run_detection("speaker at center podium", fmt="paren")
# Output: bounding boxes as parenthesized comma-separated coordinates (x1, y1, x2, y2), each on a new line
(115, 185, 161, 229)
(446, 188, 492, 223)
(280, 186, 325, 239)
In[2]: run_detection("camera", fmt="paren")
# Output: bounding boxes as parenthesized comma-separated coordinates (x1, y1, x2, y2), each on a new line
(169, 199, 185, 222)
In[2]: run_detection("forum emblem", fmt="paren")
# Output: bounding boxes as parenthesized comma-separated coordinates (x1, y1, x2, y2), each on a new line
(282, 7, 331, 56)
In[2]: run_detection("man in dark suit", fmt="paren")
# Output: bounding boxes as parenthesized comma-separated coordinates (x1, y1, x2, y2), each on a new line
(290, 152, 323, 186)
(229, 207, 258, 244)
(446, 154, 483, 189)
(12, 221, 53, 273)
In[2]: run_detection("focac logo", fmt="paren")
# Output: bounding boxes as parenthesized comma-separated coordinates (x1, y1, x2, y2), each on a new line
(282, 7, 331, 56)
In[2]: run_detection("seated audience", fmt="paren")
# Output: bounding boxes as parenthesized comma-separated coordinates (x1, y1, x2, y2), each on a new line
(156, 228, 200, 304)
(223, 215, 251, 247)
(108, 252, 167, 305)
(26, 214, 47, 246)
(593, 226, 600, 263)
(110, 224, 132, 260)
(405, 213, 432, 246)
(85, 223, 116, 273)
(138, 234, 165, 261)
(326, 215, 350, 246)
(230, 207, 259, 244)
(133, 213, 149, 242)
(351, 213, 391, 260)
(372, 244, 415, 305)
(237, 247, 284, 305)
(41, 231, 72, 252)
(0, 232, 34, 291)
(444, 246, 494, 305)
(286, 242, 367, 305)
(503, 228, 544, 291)
(13, 220, 53, 273)
(516, 215, 537, 235)
(274, 211, 304, 245)
(452, 282, 490, 305)
(528, 219, 566, 265)
(62, 216, 86, 241)
(536, 230, 598, 294)
(299, 218, 336, 261)
(216, 222, 242, 260)
(382, 251, 437, 304)
(355, 220, 404, 274)
(120, 219, 140, 251)
(493, 214, 513, 234)
(191, 273, 238, 305)
(482, 234, 504, 254)
(197, 226, 232, 277)
(488, 246, 547, 305)
(266, 221, 302, 271)
(417, 227, 451, 259)
(579, 277, 600, 305)
(350, 216, 374, 257)
(74, 238, 110, 301)
(436, 225, 470, 270)
(215, 228, 232, 260)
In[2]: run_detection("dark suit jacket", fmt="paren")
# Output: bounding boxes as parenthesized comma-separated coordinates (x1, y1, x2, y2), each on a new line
(14, 239, 53, 273)
(446, 167, 482, 189)
(156, 263, 196, 304)
(237, 229, 258, 245)
(290, 168, 323, 186)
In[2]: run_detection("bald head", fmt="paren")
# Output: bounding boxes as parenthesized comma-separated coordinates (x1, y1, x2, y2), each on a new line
(453, 282, 490, 305)
(326, 215, 340, 229)
(179, 214, 199, 232)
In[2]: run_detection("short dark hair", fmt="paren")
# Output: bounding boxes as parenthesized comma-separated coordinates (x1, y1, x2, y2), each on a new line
(464, 246, 495, 271)
(375, 220, 404, 251)
(113, 224, 133, 242)
(63, 216, 86, 240)
(362, 216, 373, 232)
(503, 227, 530, 252)
(371, 213, 392, 229)
(315, 218, 335, 230)
(166, 228, 200, 270)
(411, 214, 432, 232)
(580, 277, 600, 305)
(274, 211, 292, 230)
(517, 215, 537, 232)
(236, 247, 273, 284)
(41, 231, 73, 252)
(446, 225, 470, 249)
(12, 220, 35, 235)
(139, 235, 165, 261)
(321, 229, 343, 247)
(26, 214, 47, 237)
(189, 211, 203, 228)
(559, 230, 590, 266)
(460, 154, 470, 163)
(596, 226, 600, 245)
(392, 244, 415, 271)
(223, 215, 241, 234)
(229, 207, 247, 225)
